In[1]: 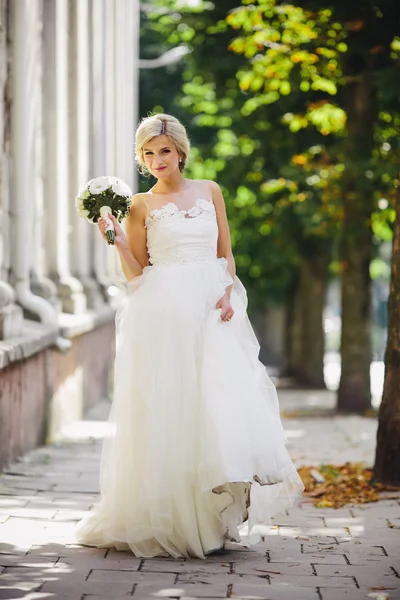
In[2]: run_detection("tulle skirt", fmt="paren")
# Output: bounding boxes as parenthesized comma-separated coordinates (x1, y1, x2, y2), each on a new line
(75, 258, 304, 558)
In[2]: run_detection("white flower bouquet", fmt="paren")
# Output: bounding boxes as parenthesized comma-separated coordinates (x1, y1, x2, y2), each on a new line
(75, 176, 132, 245)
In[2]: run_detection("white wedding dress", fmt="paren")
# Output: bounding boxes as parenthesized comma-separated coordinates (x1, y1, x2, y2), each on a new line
(75, 192, 304, 559)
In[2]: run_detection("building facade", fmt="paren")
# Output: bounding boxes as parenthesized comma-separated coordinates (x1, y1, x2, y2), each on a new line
(0, 0, 139, 470)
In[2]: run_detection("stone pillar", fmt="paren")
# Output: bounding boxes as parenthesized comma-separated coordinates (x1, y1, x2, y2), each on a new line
(89, 0, 113, 297)
(114, 0, 137, 190)
(0, 0, 23, 338)
(28, 0, 59, 311)
(105, 0, 139, 289)
(42, 0, 87, 314)
(68, 0, 103, 309)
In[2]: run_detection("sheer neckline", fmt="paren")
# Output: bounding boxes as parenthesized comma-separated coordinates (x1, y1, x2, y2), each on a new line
(145, 198, 215, 227)
(148, 179, 196, 197)
(149, 197, 212, 214)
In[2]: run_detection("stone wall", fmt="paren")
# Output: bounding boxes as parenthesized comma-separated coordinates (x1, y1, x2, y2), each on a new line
(0, 0, 139, 472)
(0, 318, 115, 471)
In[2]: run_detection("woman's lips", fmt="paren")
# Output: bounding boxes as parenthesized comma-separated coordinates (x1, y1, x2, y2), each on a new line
(155, 166, 166, 172)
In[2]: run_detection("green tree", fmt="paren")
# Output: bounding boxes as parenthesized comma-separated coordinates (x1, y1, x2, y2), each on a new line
(141, 1, 337, 385)
(226, 0, 400, 411)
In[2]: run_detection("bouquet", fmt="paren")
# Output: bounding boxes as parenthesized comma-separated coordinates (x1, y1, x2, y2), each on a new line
(75, 176, 132, 245)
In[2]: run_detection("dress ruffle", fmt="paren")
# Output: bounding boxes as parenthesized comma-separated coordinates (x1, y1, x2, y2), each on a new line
(76, 258, 304, 558)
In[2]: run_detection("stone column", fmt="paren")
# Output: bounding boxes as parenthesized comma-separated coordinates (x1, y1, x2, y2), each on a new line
(0, 0, 23, 338)
(68, 0, 103, 308)
(114, 0, 137, 190)
(28, 0, 59, 312)
(42, 0, 86, 314)
(105, 0, 139, 289)
(89, 0, 113, 297)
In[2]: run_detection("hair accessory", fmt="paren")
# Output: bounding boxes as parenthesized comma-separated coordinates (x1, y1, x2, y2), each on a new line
(160, 119, 167, 135)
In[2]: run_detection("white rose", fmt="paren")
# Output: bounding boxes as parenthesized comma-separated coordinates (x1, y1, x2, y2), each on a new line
(77, 184, 89, 199)
(89, 176, 110, 194)
(111, 179, 132, 197)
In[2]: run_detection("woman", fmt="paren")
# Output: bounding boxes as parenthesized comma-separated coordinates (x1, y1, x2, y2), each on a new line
(75, 113, 304, 559)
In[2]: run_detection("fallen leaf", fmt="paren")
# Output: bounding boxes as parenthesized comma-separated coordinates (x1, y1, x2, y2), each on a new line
(316, 500, 334, 508)
(297, 463, 399, 509)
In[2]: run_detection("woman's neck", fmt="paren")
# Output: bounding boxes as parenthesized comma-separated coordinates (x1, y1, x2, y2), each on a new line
(151, 172, 190, 195)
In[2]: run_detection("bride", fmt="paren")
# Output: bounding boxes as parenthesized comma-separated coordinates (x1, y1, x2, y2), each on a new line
(75, 113, 304, 559)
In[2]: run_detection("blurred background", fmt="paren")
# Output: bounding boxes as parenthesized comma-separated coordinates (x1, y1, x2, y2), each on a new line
(0, 0, 399, 470)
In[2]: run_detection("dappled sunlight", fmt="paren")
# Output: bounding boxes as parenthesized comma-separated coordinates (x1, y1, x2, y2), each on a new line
(284, 428, 306, 439)
(324, 355, 384, 407)
(54, 419, 114, 443)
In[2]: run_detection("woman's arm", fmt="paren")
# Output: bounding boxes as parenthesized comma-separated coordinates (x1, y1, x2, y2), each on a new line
(210, 180, 236, 298)
(119, 195, 148, 280)
(98, 195, 148, 281)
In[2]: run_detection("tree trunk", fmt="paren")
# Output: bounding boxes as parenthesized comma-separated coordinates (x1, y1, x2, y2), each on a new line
(373, 179, 400, 485)
(337, 72, 375, 413)
(285, 272, 302, 380)
(285, 254, 327, 388)
(298, 258, 326, 387)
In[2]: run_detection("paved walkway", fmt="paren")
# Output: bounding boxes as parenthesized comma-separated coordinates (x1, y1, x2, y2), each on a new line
(0, 390, 399, 600)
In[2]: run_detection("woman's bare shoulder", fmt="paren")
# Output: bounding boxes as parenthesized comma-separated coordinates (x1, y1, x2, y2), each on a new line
(128, 193, 150, 220)
(198, 179, 221, 193)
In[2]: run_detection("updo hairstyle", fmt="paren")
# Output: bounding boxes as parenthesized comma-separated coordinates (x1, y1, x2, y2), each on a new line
(135, 113, 190, 175)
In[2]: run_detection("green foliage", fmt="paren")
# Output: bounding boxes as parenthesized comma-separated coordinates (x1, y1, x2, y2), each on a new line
(139, 0, 400, 311)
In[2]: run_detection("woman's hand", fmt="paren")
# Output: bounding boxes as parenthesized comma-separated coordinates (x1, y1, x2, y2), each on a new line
(216, 293, 234, 322)
(98, 213, 128, 248)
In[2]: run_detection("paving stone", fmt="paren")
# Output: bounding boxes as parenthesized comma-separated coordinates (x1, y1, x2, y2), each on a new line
(232, 582, 319, 600)
(267, 574, 357, 589)
(0, 554, 57, 568)
(0, 506, 58, 519)
(136, 583, 228, 598)
(26, 543, 107, 558)
(0, 581, 42, 593)
(271, 516, 325, 527)
(142, 558, 231, 575)
(319, 588, 400, 600)
(40, 579, 137, 596)
(233, 561, 315, 577)
(0, 391, 398, 600)
(0, 592, 55, 600)
(313, 564, 400, 591)
(83, 596, 136, 600)
(268, 551, 348, 565)
(0, 498, 30, 508)
(0, 486, 38, 497)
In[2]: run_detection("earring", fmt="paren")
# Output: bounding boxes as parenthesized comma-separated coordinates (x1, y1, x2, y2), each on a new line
(179, 158, 183, 163)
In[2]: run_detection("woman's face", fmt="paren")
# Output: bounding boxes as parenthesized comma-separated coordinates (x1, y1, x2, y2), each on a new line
(142, 135, 181, 179)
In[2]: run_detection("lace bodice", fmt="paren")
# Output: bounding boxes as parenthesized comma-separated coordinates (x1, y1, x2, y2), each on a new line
(145, 198, 218, 266)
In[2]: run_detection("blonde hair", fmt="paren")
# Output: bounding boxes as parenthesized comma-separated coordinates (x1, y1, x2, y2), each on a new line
(135, 113, 190, 175)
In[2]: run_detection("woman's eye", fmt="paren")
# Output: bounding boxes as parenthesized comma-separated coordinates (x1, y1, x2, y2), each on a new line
(162, 149, 170, 154)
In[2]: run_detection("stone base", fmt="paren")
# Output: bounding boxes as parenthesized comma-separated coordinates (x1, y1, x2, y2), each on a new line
(0, 281, 23, 339)
(0, 303, 24, 339)
(31, 276, 58, 307)
(0, 317, 115, 470)
(80, 276, 106, 310)
(57, 277, 87, 315)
